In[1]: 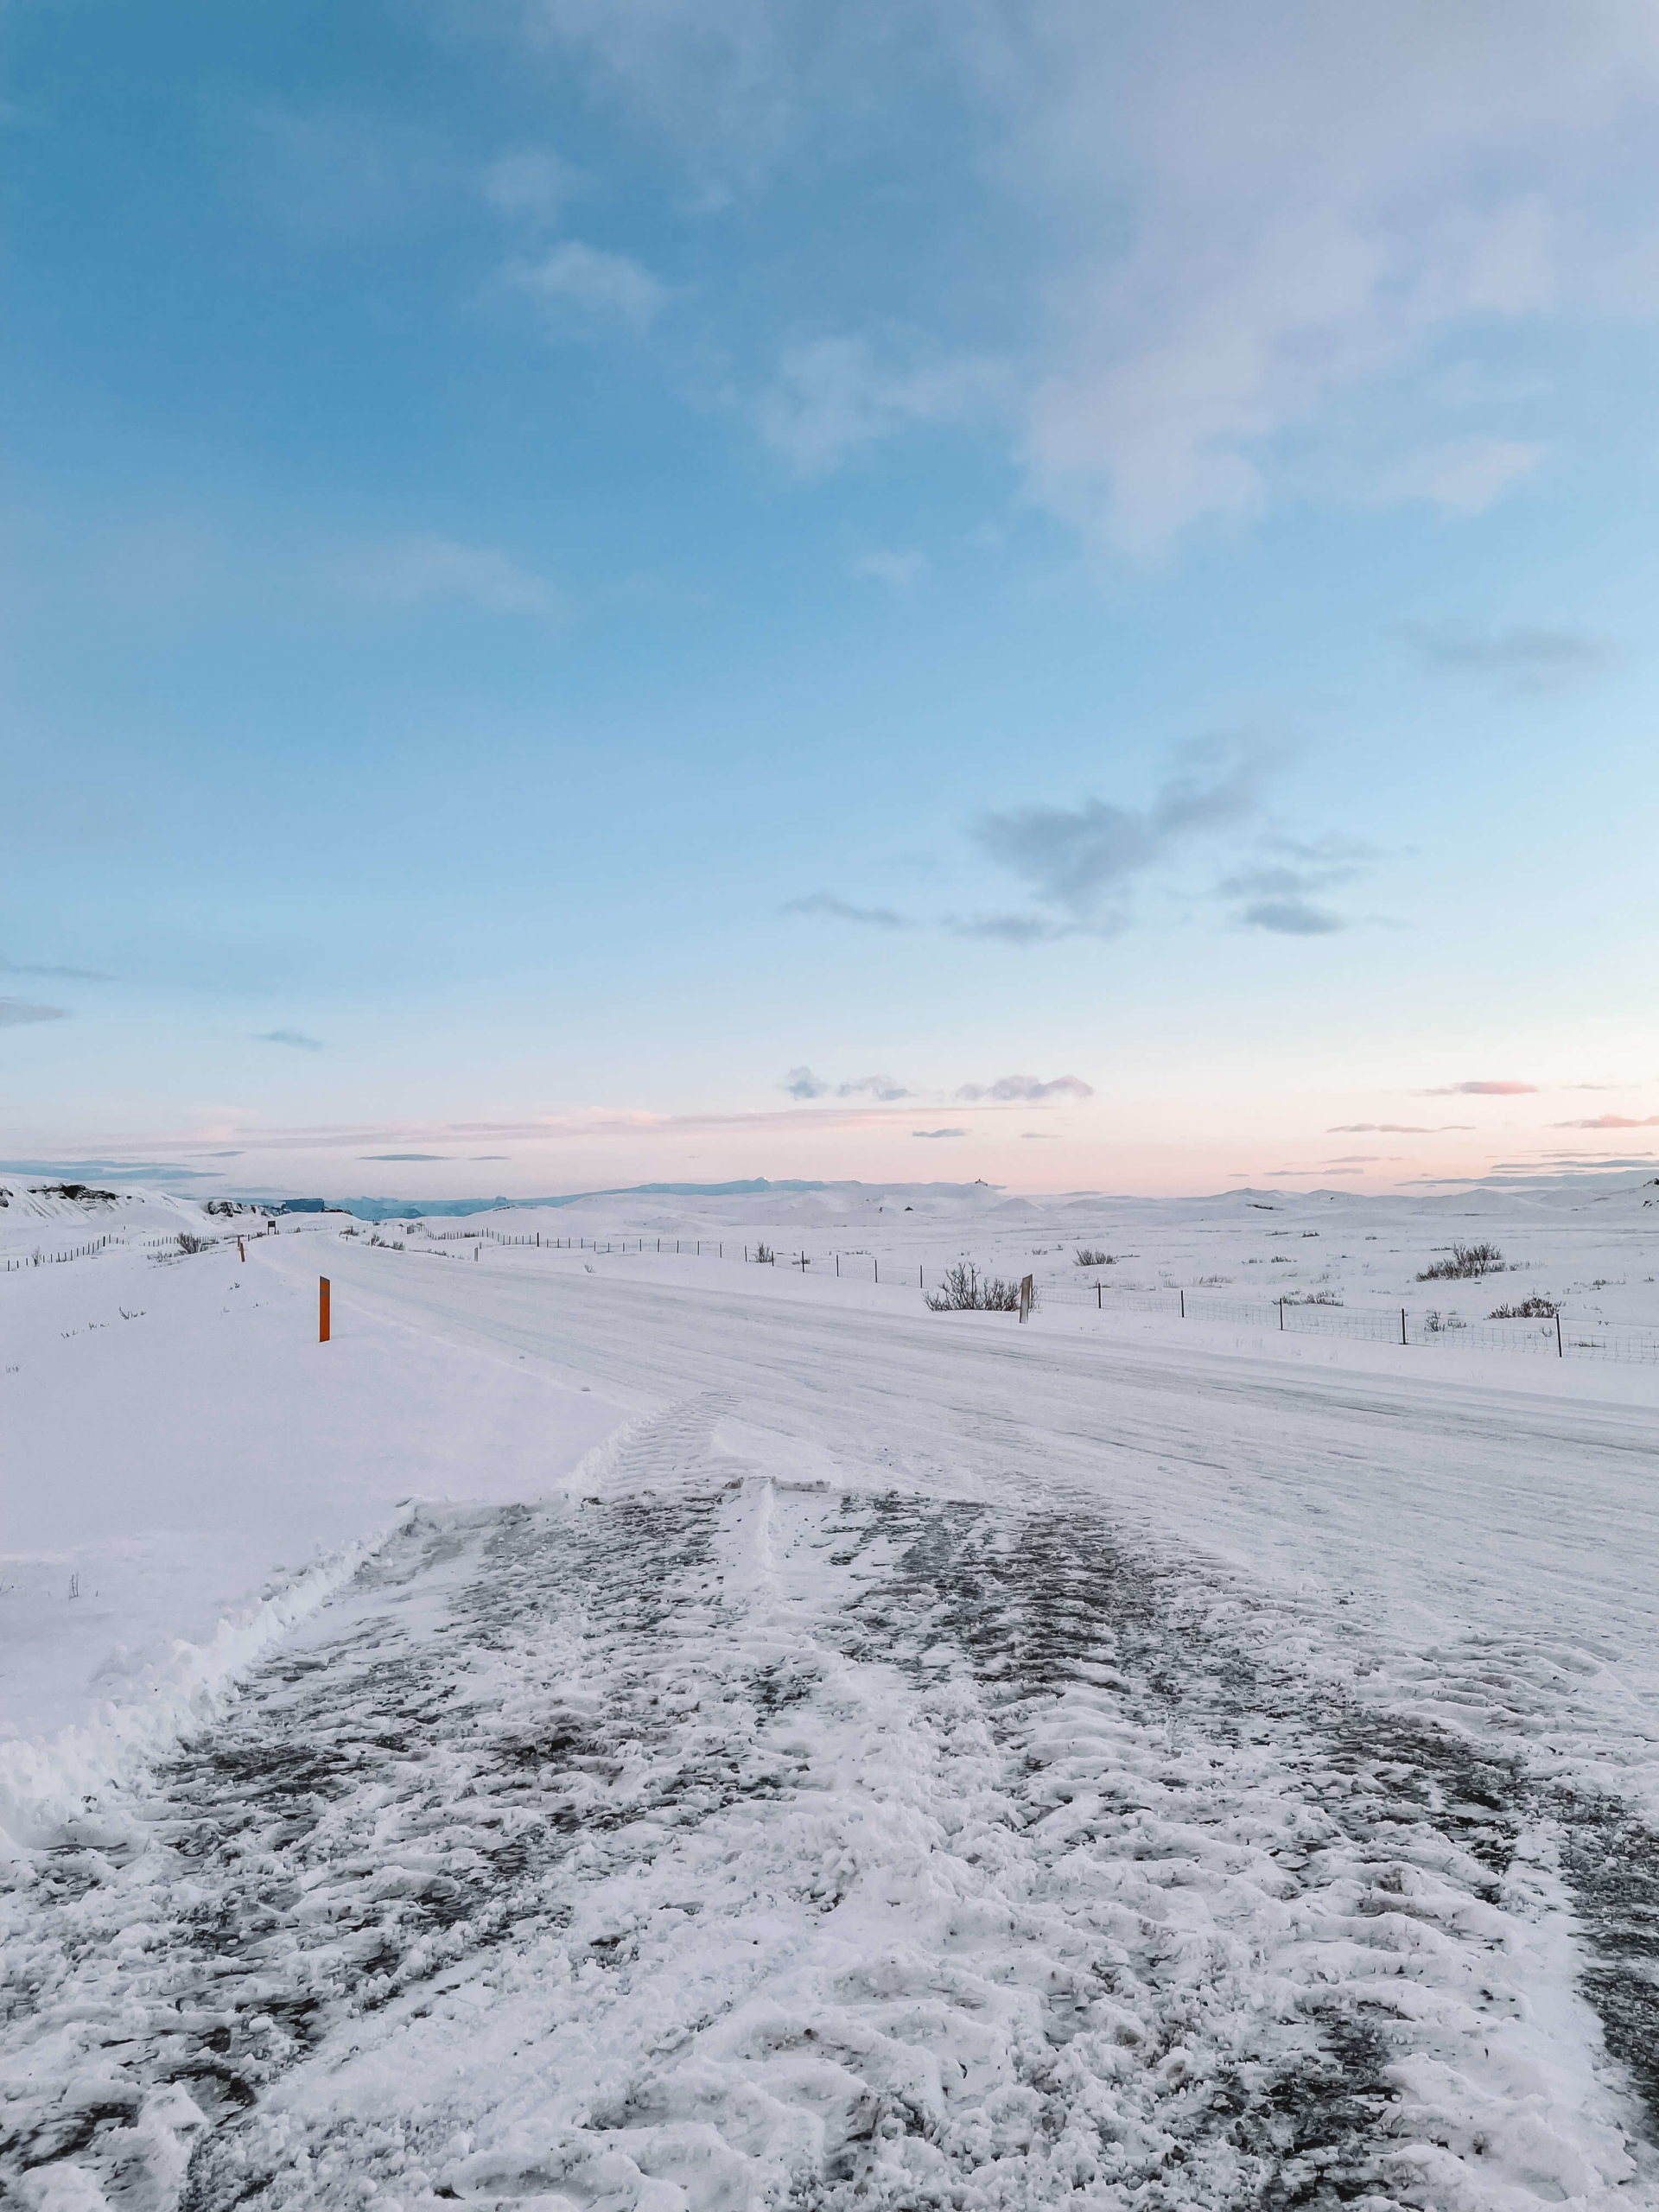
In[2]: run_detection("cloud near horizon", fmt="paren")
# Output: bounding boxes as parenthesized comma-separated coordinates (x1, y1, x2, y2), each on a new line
(956, 1074, 1093, 1103)
(1328, 1122, 1477, 1134)
(1553, 1114, 1659, 1130)
(255, 1029, 326, 1052)
(1, 998, 68, 1026)
(912, 1127, 966, 1139)
(784, 1067, 912, 1102)
(1420, 1079, 1537, 1096)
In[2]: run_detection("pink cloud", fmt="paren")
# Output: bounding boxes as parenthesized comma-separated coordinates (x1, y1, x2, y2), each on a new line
(1419, 1080, 1538, 1096)
(1328, 1122, 1475, 1133)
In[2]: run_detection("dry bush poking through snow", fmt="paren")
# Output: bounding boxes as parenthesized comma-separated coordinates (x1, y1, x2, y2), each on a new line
(926, 1262, 1026, 1313)
(1418, 1241, 1505, 1281)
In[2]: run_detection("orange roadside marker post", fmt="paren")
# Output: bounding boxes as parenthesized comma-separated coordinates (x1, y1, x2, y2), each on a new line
(319, 1276, 331, 1343)
(237, 1236, 245, 1262)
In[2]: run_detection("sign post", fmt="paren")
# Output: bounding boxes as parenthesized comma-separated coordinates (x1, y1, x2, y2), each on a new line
(320, 1276, 331, 1343)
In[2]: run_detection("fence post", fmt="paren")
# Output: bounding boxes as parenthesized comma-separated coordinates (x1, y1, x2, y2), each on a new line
(1278, 1298, 1284, 1332)
(1019, 1274, 1033, 1324)
(319, 1277, 331, 1343)
(918, 1263, 923, 1288)
(874, 1258, 879, 1284)
(1401, 1308, 1407, 1346)
(836, 1254, 840, 1276)
(1557, 1312, 1563, 1358)
(1096, 1282, 1102, 1309)
(1179, 1288, 1185, 1319)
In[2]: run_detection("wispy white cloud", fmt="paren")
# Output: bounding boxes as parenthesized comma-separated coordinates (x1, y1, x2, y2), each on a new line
(996, 3, 1659, 555)
(1378, 437, 1544, 514)
(851, 547, 928, 589)
(912, 1127, 966, 1139)
(0, 997, 67, 1027)
(255, 1028, 325, 1052)
(483, 148, 580, 224)
(337, 535, 562, 616)
(513, 240, 670, 332)
(759, 337, 1002, 474)
(502, 2, 1659, 556)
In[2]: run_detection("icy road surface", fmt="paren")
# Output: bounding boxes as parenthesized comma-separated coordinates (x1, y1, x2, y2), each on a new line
(6, 1240, 1659, 2212)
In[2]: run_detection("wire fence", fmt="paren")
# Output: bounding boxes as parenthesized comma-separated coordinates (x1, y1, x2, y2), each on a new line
(2, 1233, 125, 1274)
(1039, 1281, 1615, 1357)
(461, 1236, 1659, 1367)
(0, 1231, 235, 1273)
(10, 1217, 1658, 1367)
(417, 1230, 1659, 1364)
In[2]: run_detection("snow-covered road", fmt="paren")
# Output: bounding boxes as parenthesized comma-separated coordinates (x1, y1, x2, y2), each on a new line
(6, 1239, 1659, 2210)
(308, 1242, 1659, 1795)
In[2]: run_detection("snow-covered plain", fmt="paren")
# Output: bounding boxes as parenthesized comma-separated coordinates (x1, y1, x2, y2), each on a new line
(4, 1178, 1659, 2211)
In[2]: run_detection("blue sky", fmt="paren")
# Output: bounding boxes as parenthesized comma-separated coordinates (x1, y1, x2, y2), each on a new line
(4, 0, 1658, 1198)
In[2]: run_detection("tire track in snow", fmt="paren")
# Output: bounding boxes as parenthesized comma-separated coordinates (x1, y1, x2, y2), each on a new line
(2, 1436, 1653, 2211)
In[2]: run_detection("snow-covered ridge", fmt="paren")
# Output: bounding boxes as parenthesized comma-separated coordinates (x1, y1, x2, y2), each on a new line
(0, 1179, 226, 1248)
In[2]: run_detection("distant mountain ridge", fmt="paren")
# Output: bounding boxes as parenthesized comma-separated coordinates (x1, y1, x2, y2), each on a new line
(264, 1179, 830, 1222)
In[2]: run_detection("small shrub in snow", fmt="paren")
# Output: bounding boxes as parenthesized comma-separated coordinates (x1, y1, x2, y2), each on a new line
(1489, 1294, 1560, 1319)
(175, 1232, 213, 1255)
(926, 1262, 1025, 1313)
(1283, 1291, 1343, 1306)
(753, 1243, 775, 1265)
(1418, 1241, 1505, 1281)
(1074, 1248, 1116, 1268)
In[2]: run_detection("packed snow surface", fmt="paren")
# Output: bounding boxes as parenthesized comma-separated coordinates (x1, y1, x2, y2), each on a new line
(4, 1183, 1659, 2211)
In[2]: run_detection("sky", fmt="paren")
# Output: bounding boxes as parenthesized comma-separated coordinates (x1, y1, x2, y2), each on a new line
(3, 0, 1658, 1201)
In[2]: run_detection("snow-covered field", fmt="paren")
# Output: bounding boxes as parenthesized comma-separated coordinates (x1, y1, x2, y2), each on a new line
(5, 1178, 1659, 2210)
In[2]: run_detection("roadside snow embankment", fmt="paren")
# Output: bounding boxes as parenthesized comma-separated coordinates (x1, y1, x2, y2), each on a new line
(0, 1232, 625, 1847)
